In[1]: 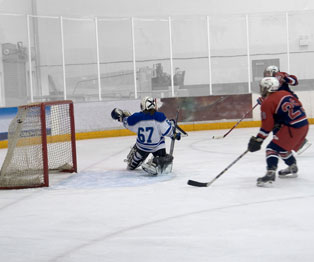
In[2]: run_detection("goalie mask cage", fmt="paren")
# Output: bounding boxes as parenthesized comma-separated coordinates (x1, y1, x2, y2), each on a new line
(0, 100, 77, 190)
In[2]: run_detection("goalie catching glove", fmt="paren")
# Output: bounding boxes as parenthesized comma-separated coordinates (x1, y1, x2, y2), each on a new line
(248, 136, 264, 152)
(111, 108, 131, 122)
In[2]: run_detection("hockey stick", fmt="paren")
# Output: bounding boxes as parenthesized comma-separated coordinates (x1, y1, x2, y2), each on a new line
(169, 108, 180, 156)
(296, 139, 312, 155)
(176, 124, 188, 137)
(187, 149, 249, 187)
(212, 103, 259, 139)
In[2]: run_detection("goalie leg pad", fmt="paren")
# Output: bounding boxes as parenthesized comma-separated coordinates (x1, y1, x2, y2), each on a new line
(153, 154, 173, 173)
(125, 145, 149, 170)
(142, 154, 174, 175)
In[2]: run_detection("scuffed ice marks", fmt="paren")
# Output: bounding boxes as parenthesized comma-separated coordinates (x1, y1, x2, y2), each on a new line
(53, 170, 176, 189)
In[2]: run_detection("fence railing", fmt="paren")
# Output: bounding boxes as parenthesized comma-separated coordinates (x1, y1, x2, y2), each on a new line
(1, 11, 314, 106)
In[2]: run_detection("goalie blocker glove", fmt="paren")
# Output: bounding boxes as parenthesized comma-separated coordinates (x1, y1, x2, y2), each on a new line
(248, 136, 264, 152)
(111, 108, 131, 122)
(172, 132, 181, 141)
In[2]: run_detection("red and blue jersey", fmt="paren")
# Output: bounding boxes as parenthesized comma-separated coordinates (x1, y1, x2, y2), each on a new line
(257, 90, 308, 140)
(275, 72, 298, 98)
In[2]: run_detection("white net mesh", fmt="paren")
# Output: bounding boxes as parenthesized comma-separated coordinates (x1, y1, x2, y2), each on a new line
(0, 101, 76, 189)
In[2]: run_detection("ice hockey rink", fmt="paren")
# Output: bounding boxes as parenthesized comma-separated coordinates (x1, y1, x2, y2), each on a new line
(0, 126, 313, 262)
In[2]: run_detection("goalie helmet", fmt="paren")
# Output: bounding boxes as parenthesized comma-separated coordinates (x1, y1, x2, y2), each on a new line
(140, 96, 157, 111)
(259, 77, 280, 97)
(264, 65, 279, 77)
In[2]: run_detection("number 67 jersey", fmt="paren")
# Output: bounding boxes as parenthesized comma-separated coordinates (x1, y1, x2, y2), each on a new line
(123, 111, 174, 153)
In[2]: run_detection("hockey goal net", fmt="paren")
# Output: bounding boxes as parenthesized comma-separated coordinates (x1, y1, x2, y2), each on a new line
(0, 100, 77, 189)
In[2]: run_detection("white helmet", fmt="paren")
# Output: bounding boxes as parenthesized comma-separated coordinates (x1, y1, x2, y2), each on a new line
(263, 65, 279, 77)
(260, 77, 280, 97)
(140, 96, 157, 111)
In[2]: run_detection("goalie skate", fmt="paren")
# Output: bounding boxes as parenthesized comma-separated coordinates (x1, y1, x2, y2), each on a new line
(142, 155, 173, 176)
(142, 161, 159, 176)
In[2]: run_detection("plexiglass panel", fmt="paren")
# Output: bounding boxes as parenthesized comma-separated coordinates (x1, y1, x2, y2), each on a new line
(249, 13, 287, 93)
(0, 14, 29, 106)
(171, 16, 209, 97)
(62, 18, 98, 102)
(209, 15, 249, 95)
(133, 18, 171, 98)
(1, 11, 314, 106)
(97, 18, 135, 100)
(288, 11, 314, 90)
(29, 16, 64, 101)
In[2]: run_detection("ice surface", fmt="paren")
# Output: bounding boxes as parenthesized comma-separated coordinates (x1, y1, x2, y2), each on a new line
(0, 127, 313, 262)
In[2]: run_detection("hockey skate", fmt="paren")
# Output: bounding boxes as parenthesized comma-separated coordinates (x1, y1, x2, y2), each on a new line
(256, 170, 276, 187)
(142, 158, 159, 176)
(142, 154, 173, 176)
(278, 163, 298, 178)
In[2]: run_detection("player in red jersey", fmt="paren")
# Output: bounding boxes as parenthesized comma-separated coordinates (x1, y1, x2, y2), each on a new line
(257, 65, 298, 103)
(248, 77, 309, 187)
(264, 65, 298, 96)
(257, 65, 310, 154)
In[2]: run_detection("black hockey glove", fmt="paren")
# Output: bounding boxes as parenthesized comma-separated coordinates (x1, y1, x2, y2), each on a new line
(256, 96, 264, 105)
(111, 108, 131, 122)
(111, 108, 123, 121)
(172, 132, 181, 141)
(272, 123, 282, 135)
(248, 136, 263, 152)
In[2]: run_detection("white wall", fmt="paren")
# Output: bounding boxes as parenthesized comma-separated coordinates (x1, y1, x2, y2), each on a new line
(1, 0, 313, 17)
(74, 100, 140, 133)
(74, 92, 314, 133)
(1, 93, 313, 136)
(0, 0, 32, 13)
(34, 0, 314, 17)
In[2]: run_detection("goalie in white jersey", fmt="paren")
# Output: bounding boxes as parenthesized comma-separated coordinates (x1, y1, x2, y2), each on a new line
(111, 97, 181, 175)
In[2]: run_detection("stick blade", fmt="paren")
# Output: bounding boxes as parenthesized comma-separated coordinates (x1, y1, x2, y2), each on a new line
(187, 179, 208, 187)
(297, 141, 312, 155)
(211, 135, 224, 139)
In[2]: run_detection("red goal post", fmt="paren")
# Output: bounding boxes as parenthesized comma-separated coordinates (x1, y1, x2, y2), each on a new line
(0, 100, 77, 189)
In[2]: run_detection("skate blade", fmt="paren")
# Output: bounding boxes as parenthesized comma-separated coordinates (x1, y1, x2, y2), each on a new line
(278, 173, 298, 179)
(142, 164, 158, 176)
(256, 180, 274, 187)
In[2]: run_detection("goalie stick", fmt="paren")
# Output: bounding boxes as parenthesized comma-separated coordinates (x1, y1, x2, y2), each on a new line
(176, 124, 188, 137)
(169, 108, 180, 156)
(212, 103, 259, 139)
(187, 149, 249, 187)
